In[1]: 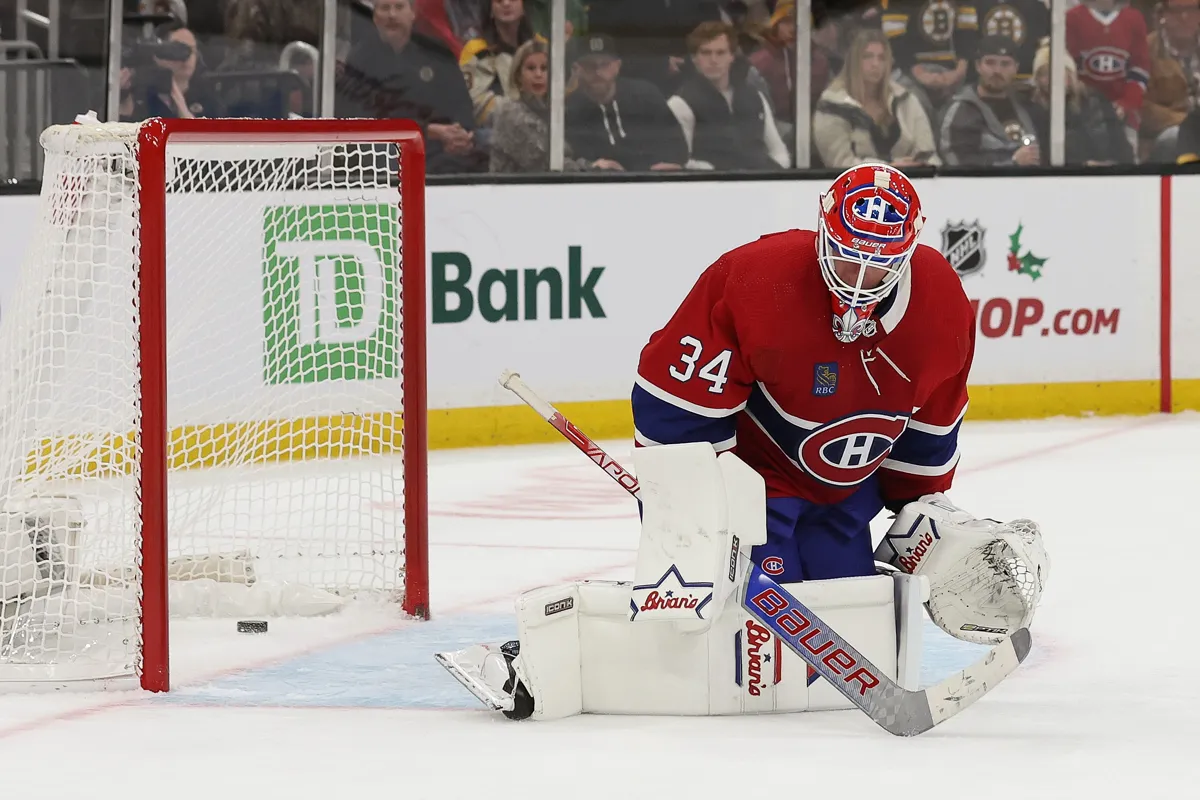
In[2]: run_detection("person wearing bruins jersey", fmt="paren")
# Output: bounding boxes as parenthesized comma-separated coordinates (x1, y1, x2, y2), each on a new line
(957, 0, 1050, 81)
(881, 0, 972, 110)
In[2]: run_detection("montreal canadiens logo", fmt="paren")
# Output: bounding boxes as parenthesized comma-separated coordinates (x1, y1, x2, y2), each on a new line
(797, 412, 909, 487)
(762, 557, 785, 575)
(1083, 47, 1127, 79)
(842, 186, 909, 241)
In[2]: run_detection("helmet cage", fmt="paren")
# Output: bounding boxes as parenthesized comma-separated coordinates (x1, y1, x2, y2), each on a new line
(816, 223, 917, 308)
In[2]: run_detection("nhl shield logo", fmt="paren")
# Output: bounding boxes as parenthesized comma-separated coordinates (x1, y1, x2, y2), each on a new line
(941, 220, 986, 278)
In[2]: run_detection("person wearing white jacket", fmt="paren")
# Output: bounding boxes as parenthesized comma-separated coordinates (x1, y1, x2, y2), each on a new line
(812, 28, 940, 169)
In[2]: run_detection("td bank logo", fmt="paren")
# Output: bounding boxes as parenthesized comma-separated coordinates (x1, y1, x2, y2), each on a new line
(262, 204, 398, 384)
(432, 245, 605, 323)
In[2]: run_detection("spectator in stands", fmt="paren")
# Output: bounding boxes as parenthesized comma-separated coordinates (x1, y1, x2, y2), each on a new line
(121, 21, 209, 120)
(813, 28, 940, 167)
(585, 0, 724, 96)
(337, 0, 484, 172)
(667, 21, 790, 168)
(565, 33, 689, 170)
(882, 0, 971, 115)
(1027, 42, 1134, 164)
(460, 0, 535, 127)
(956, 0, 1051, 84)
(938, 34, 1040, 165)
(749, 1, 797, 135)
(491, 39, 603, 171)
(204, 0, 321, 117)
(1142, 0, 1200, 161)
(1067, 0, 1149, 153)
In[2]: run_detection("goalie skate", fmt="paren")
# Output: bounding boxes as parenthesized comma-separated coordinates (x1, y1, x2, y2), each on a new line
(436, 641, 523, 714)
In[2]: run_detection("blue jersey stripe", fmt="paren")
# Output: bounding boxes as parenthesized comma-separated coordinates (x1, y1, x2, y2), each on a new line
(887, 417, 962, 469)
(631, 383, 737, 449)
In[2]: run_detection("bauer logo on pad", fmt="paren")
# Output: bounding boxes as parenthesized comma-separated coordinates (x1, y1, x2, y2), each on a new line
(812, 362, 839, 396)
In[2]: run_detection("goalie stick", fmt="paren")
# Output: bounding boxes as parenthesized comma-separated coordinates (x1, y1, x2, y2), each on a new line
(498, 369, 1032, 736)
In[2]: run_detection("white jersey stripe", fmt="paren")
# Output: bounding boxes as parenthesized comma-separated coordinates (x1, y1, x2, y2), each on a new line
(634, 374, 747, 419)
(906, 403, 968, 436)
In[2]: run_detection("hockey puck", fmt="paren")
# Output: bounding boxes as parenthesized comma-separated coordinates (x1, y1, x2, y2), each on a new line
(237, 620, 268, 634)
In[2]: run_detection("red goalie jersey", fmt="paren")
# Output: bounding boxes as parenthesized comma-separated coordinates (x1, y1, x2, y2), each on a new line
(632, 229, 975, 509)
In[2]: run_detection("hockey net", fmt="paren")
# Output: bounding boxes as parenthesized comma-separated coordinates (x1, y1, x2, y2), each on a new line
(0, 118, 427, 690)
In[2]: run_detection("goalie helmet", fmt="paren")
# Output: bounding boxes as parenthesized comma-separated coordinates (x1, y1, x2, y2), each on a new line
(817, 164, 925, 341)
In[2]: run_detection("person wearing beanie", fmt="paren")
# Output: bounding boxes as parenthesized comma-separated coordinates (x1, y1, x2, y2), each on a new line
(937, 34, 1040, 165)
(956, 0, 1050, 82)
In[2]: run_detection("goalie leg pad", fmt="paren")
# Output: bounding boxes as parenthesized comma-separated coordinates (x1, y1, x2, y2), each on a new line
(452, 572, 918, 719)
(627, 443, 766, 630)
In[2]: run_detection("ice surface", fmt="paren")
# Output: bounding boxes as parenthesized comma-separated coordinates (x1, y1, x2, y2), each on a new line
(0, 415, 1195, 798)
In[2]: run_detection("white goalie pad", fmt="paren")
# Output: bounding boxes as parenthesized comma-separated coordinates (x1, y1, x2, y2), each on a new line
(436, 445, 928, 719)
(874, 493, 1049, 645)
(626, 442, 766, 630)
(438, 572, 926, 719)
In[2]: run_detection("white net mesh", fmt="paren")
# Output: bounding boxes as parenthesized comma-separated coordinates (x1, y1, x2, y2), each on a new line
(0, 121, 412, 686)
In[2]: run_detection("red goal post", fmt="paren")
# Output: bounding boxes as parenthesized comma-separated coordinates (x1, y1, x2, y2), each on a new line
(138, 118, 430, 691)
(1, 117, 428, 693)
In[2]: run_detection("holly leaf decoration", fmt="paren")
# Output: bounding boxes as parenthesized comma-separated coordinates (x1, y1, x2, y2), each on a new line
(1008, 223, 1025, 256)
(1006, 222, 1047, 280)
(1017, 252, 1047, 280)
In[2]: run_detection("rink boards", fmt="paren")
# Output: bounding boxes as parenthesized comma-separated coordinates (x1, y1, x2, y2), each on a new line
(0, 172, 1196, 451)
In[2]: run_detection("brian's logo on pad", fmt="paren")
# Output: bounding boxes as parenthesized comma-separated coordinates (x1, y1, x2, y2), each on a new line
(812, 362, 839, 396)
(880, 515, 941, 573)
(628, 564, 713, 621)
(736, 619, 782, 696)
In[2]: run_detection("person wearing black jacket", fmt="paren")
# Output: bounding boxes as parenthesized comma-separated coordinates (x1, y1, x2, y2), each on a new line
(565, 34, 689, 171)
(336, 0, 485, 172)
(667, 21, 790, 170)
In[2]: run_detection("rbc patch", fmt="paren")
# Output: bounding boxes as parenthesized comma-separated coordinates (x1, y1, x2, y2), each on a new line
(812, 362, 839, 396)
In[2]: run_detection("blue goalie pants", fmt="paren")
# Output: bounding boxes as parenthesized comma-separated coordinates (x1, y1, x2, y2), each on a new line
(749, 480, 884, 582)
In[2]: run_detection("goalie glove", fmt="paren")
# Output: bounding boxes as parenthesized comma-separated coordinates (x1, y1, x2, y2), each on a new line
(874, 494, 1049, 645)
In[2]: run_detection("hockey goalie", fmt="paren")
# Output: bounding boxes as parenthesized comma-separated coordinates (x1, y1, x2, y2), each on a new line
(437, 164, 1049, 722)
